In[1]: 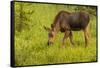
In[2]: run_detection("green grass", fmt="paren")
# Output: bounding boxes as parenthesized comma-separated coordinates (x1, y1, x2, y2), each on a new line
(15, 31, 97, 66)
(14, 2, 97, 66)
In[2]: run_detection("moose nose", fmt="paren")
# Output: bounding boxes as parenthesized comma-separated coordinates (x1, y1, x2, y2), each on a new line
(47, 42, 53, 45)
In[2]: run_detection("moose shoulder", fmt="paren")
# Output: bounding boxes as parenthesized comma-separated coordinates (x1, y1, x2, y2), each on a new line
(44, 11, 90, 47)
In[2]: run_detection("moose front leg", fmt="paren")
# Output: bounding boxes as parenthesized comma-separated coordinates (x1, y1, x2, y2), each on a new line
(62, 31, 70, 48)
(69, 31, 74, 46)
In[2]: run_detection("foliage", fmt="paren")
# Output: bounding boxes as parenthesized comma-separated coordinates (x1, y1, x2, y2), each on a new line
(14, 2, 97, 66)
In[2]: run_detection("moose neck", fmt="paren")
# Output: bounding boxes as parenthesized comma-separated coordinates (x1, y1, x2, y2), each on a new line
(52, 25, 59, 35)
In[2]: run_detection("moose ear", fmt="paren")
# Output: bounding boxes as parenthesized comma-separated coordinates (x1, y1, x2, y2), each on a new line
(44, 26, 50, 31)
(51, 24, 54, 28)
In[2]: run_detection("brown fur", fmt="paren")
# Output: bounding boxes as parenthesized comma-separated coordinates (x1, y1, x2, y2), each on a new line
(44, 11, 90, 47)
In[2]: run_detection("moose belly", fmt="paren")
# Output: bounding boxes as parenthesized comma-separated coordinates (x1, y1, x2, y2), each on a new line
(70, 23, 82, 31)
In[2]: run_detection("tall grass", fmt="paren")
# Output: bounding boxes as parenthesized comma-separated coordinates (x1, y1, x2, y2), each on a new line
(14, 2, 97, 66)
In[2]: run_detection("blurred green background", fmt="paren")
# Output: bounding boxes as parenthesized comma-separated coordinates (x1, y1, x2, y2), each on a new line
(14, 2, 97, 66)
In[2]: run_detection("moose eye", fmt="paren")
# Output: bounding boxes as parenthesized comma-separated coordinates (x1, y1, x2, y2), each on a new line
(49, 33, 53, 37)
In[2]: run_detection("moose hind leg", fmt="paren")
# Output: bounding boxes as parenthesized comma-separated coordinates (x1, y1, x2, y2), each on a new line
(83, 28, 90, 47)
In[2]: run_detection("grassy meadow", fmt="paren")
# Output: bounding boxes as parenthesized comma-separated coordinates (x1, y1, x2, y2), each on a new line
(14, 2, 97, 66)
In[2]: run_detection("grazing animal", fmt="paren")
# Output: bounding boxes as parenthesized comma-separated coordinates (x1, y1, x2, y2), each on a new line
(44, 11, 90, 47)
